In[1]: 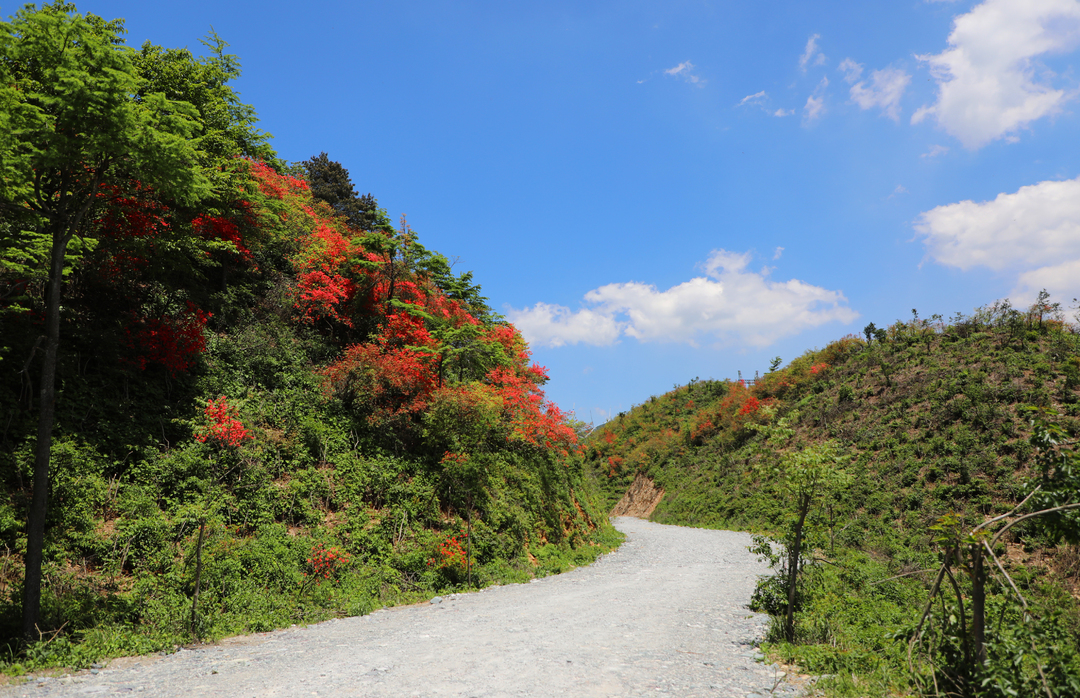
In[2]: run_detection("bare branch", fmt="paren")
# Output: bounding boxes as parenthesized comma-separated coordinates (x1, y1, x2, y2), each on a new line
(870, 568, 938, 585)
(981, 540, 1028, 612)
(909, 565, 947, 675)
(973, 487, 1041, 533)
(990, 502, 1080, 548)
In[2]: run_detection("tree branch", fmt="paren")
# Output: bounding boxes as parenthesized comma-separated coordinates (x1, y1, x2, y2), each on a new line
(990, 502, 1080, 548)
(973, 487, 1041, 533)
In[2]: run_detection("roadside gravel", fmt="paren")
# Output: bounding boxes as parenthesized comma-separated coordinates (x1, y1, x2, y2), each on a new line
(4, 517, 801, 698)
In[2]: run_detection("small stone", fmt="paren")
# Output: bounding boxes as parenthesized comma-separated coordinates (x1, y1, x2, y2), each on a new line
(430, 596, 443, 604)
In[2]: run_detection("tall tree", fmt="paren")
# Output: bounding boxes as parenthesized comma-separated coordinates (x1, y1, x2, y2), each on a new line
(0, 2, 210, 639)
(302, 152, 385, 232)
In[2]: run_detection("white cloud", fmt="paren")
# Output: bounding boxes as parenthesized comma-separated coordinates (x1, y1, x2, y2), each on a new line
(839, 58, 911, 120)
(889, 185, 909, 198)
(804, 95, 825, 121)
(803, 77, 829, 122)
(917, 176, 1080, 270)
(508, 250, 858, 349)
(911, 0, 1080, 149)
(506, 303, 622, 348)
(737, 91, 794, 116)
(838, 58, 863, 83)
(737, 91, 768, 107)
(922, 144, 951, 157)
(665, 60, 705, 85)
(1013, 258, 1080, 302)
(799, 34, 826, 71)
(848, 66, 911, 121)
(916, 176, 1080, 302)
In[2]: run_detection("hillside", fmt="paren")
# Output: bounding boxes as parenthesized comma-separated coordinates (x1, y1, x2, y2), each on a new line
(0, 5, 612, 672)
(584, 306, 1080, 697)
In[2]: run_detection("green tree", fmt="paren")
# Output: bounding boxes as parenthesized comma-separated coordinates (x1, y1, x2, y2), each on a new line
(302, 152, 385, 232)
(758, 438, 849, 641)
(0, 2, 210, 639)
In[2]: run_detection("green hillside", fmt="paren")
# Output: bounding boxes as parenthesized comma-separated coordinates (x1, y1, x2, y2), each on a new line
(0, 4, 613, 673)
(585, 305, 1080, 697)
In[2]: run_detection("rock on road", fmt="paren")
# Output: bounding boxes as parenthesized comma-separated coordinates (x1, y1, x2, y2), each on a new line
(6, 518, 800, 698)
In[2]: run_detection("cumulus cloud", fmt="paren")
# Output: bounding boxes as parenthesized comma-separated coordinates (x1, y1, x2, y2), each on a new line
(507, 250, 858, 349)
(774, 108, 794, 117)
(799, 34, 826, 71)
(911, 0, 1080, 149)
(916, 176, 1080, 302)
(922, 144, 951, 157)
(506, 304, 622, 349)
(665, 60, 705, 85)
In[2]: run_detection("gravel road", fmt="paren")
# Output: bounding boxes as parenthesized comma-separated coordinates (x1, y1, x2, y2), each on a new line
(5, 517, 801, 698)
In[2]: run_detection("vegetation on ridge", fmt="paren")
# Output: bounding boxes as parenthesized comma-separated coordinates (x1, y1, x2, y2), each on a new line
(0, 2, 613, 673)
(586, 302, 1080, 696)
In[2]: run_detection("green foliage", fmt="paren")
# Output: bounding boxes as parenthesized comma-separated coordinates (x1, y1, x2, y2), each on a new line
(586, 302, 1080, 696)
(0, 3, 614, 670)
(301, 152, 386, 232)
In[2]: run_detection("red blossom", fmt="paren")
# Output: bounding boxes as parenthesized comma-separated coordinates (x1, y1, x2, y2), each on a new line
(195, 396, 252, 448)
(123, 303, 211, 376)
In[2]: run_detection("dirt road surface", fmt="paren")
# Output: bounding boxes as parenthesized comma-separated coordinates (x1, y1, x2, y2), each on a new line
(4, 518, 800, 697)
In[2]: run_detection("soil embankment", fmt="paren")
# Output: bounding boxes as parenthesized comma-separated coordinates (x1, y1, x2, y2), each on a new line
(610, 473, 664, 518)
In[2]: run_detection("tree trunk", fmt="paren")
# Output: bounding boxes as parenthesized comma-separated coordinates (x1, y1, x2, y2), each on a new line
(785, 495, 811, 642)
(190, 521, 206, 642)
(23, 225, 70, 641)
(970, 543, 986, 666)
(466, 504, 472, 588)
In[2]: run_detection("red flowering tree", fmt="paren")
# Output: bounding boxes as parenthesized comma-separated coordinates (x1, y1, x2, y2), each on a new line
(194, 396, 251, 449)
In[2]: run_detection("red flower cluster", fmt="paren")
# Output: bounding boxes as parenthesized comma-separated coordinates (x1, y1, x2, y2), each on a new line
(485, 365, 576, 455)
(193, 214, 250, 259)
(123, 303, 211, 376)
(427, 532, 468, 571)
(306, 543, 350, 580)
(810, 362, 830, 375)
(738, 396, 761, 415)
(248, 160, 310, 199)
(195, 396, 251, 448)
(440, 451, 469, 467)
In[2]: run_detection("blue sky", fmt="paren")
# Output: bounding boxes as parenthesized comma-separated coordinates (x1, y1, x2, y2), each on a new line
(45, 0, 1080, 423)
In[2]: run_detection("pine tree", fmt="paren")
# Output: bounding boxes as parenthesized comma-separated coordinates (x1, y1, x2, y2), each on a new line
(302, 153, 385, 231)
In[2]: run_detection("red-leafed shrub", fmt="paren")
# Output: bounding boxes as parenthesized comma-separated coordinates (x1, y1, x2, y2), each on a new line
(195, 396, 251, 448)
(193, 214, 250, 259)
(321, 343, 439, 430)
(305, 543, 350, 581)
(123, 303, 211, 376)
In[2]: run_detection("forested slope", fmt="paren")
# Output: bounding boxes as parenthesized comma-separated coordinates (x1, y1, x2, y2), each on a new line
(584, 307, 1080, 697)
(0, 4, 611, 671)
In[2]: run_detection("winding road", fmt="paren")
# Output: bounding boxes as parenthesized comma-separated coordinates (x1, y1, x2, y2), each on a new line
(5, 518, 802, 698)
